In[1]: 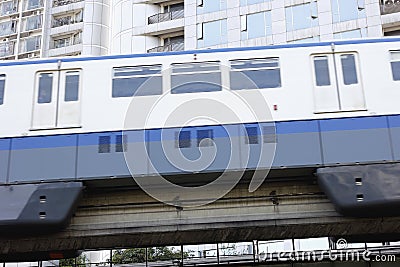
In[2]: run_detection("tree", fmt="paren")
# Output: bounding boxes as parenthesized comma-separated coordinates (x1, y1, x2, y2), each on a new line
(59, 255, 87, 267)
(112, 247, 188, 264)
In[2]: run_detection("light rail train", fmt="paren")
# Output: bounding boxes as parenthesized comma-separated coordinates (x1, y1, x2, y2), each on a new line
(1, 37, 400, 233)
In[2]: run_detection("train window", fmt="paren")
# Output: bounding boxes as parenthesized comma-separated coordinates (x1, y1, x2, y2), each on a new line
(115, 134, 127, 152)
(245, 126, 259, 144)
(263, 126, 277, 143)
(38, 73, 53, 104)
(0, 74, 5, 105)
(112, 65, 162, 97)
(340, 54, 358, 85)
(176, 130, 191, 148)
(171, 62, 222, 94)
(313, 56, 331, 86)
(98, 136, 111, 153)
(65, 71, 80, 102)
(197, 129, 214, 147)
(390, 51, 400, 81)
(230, 58, 281, 90)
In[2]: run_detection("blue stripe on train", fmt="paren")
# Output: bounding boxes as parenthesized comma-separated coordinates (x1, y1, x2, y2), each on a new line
(1, 114, 399, 150)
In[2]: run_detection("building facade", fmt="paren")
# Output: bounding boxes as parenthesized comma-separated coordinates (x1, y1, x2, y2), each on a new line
(0, 0, 399, 60)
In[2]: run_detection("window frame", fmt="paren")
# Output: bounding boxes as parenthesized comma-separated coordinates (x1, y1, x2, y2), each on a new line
(112, 64, 163, 98)
(229, 57, 282, 90)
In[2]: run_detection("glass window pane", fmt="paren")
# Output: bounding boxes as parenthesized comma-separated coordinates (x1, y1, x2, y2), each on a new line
(112, 65, 162, 98)
(197, 129, 214, 147)
(314, 56, 331, 86)
(0, 74, 5, 105)
(176, 130, 191, 148)
(98, 136, 110, 153)
(341, 54, 358, 85)
(391, 51, 400, 81)
(172, 62, 222, 94)
(115, 134, 127, 152)
(65, 71, 79, 102)
(245, 126, 259, 144)
(38, 73, 53, 104)
(230, 58, 281, 90)
(198, 19, 227, 48)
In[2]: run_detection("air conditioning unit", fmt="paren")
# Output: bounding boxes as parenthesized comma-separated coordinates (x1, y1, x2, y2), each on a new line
(28, 53, 35, 58)
(385, 0, 394, 6)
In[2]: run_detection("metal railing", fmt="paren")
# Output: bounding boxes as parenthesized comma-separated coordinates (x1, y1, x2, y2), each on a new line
(380, 0, 400, 14)
(147, 41, 184, 53)
(52, 0, 82, 7)
(148, 9, 184, 24)
(52, 16, 82, 27)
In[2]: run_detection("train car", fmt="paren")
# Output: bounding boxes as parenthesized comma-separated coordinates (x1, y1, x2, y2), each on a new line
(1, 37, 400, 233)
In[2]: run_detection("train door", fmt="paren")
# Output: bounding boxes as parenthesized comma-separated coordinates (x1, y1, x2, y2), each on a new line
(311, 52, 365, 113)
(31, 69, 81, 129)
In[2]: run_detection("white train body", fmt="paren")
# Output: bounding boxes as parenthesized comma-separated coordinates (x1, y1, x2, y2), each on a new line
(0, 37, 399, 138)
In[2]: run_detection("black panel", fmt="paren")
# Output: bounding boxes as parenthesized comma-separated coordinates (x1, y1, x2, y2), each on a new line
(317, 163, 400, 217)
(0, 182, 83, 235)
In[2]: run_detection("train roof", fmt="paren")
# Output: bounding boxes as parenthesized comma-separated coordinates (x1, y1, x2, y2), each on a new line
(1, 37, 400, 67)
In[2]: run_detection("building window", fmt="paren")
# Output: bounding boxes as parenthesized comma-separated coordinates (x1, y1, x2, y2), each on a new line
(112, 65, 162, 98)
(332, 0, 365, 23)
(21, 35, 41, 52)
(240, 0, 269, 6)
(285, 2, 318, 31)
(333, 28, 366, 39)
(0, 74, 5, 105)
(230, 58, 281, 90)
(24, 15, 42, 31)
(25, 0, 42, 10)
(288, 36, 320, 43)
(0, 20, 17, 36)
(171, 62, 222, 94)
(1, 0, 18, 16)
(391, 51, 400, 81)
(197, 19, 227, 48)
(197, 0, 226, 14)
(241, 11, 272, 40)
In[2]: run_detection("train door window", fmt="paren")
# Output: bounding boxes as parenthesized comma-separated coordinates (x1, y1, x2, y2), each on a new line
(313, 56, 331, 86)
(230, 58, 281, 90)
(64, 71, 80, 101)
(245, 126, 259, 144)
(390, 51, 400, 81)
(171, 62, 222, 94)
(311, 52, 365, 113)
(38, 73, 53, 104)
(197, 129, 214, 147)
(340, 54, 358, 85)
(112, 65, 162, 97)
(176, 130, 191, 148)
(0, 74, 5, 105)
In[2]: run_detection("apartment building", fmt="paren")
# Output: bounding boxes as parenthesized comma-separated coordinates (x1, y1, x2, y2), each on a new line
(0, 0, 399, 60)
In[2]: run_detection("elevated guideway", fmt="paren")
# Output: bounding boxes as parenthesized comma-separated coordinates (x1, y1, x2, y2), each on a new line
(1, 174, 400, 261)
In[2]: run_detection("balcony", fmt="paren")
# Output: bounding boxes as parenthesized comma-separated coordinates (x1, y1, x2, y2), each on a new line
(0, 41, 14, 57)
(52, 0, 82, 8)
(380, 0, 400, 15)
(52, 14, 83, 28)
(51, 32, 81, 49)
(147, 41, 184, 53)
(148, 9, 184, 24)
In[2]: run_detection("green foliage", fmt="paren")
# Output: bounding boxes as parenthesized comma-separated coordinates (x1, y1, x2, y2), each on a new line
(112, 247, 188, 264)
(59, 255, 87, 266)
